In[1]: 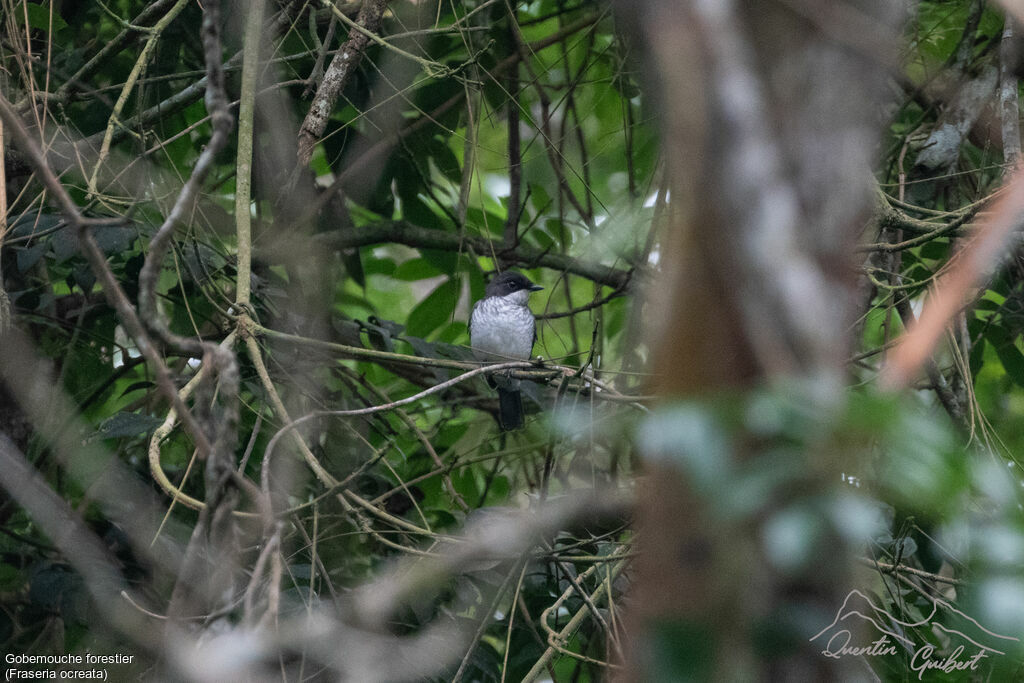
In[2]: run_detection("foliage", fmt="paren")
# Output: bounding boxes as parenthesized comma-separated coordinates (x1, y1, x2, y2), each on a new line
(2, 0, 643, 679)
(0, 0, 1023, 680)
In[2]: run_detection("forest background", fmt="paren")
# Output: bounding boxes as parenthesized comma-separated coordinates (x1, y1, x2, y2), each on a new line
(2, 0, 1024, 680)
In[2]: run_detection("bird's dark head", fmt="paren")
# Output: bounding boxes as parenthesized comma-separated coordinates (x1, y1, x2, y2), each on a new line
(485, 271, 544, 302)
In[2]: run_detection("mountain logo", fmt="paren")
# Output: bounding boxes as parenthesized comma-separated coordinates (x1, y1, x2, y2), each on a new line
(810, 589, 1019, 678)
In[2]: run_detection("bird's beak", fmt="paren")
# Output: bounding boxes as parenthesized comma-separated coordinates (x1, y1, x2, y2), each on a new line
(529, 284, 544, 291)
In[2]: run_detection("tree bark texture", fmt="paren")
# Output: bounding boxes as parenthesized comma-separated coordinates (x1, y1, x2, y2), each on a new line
(296, 0, 391, 169)
(617, 0, 904, 679)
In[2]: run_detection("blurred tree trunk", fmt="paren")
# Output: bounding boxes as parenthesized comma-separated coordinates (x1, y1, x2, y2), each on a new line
(617, 1, 903, 679)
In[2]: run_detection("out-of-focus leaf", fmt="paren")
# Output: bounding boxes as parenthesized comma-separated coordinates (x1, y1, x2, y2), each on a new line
(986, 326, 1024, 387)
(362, 256, 396, 276)
(16, 4, 68, 31)
(181, 243, 228, 284)
(393, 257, 444, 281)
(402, 196, 445, 231)
(342, 248, 365, 288)
(406, 277, 460, 338)
(92, 225, 134, 254)
(91, 411, 165, 441)
(420, 248, 458, 275)
(120, 381, 154, 397)
(71, 266, 95, 293)
(16, 243, 49, 273)
(51, 227, 79, 263)
(10, 212, 61, 239)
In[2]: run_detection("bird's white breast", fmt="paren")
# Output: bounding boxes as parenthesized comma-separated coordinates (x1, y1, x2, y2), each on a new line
(470, 296, 536, 361)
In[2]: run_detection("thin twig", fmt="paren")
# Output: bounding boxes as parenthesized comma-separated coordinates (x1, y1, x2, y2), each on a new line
(0, 92, 213, 457)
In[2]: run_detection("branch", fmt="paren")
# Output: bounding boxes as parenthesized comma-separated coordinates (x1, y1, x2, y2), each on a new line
(162, 0, 249, 623)
(504, 10, 522, 248)
(857, 556, 964, 586)
(296, 0, 391, 168)
(864, 210, 976, 252)
(306, 219, 634, 289)
(1000, 20, 1022, 165)
(253, 323, 649, 407)
(12, 0, 179, 110)
(0, 433, 159, 654)
(85, 0, 192, 197)
(0, 92, 213, 458)
(882, 167, 1024, 389)
(279, 13, 602, 232)
(913, 63, 999, 174)
(138, 1, 235, 350)
(234, 0, 266, 308)
(261, 360, 541, 471)
(536, 285, 627, 320)
(893, 291, 966, 429)
(874, 185, 976, 236)
(42, 2, 305, 162)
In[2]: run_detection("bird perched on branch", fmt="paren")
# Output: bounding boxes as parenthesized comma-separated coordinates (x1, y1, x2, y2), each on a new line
(469, 271, 544, 430)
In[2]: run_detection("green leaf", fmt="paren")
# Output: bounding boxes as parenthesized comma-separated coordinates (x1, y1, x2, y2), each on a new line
(528, 224, 555, 250)
(0, 564, 24, 591)
(406, 277, 460, 338)
(92, 225, 135, 254)
(420, 248, 458, 275)
(465, 207, 506, 236)
(91, 412, 165, 441)
(15, 4, 68, 31)
(402, 196, 445, 231)
(120, 381, 154, 397)
(437, 321, 469, 345)
(10, 212, 61, 239)
(393, 257, 444, 281)
(426, 136, 461, 183)
(919, 240, 950, 260)
(995, 344, 1024, 386)
(974, 298, 1001, 311)
(50, 227, 79, 263)
(969, 337, 986, 378)
(15, 242, 48, 273)
(71, 265, 95, 293)
(986, 326, 1024, 386)
(529, 183, 552, 213)
(362, 256, 396, 277)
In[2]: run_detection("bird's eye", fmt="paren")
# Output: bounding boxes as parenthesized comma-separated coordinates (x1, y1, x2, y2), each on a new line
(507, 281, 516, 289)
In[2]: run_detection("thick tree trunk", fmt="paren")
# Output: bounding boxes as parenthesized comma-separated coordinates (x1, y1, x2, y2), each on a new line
(617, 1, 903, 679)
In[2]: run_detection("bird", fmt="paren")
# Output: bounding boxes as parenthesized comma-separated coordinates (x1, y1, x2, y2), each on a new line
(469, 271, 544, 430)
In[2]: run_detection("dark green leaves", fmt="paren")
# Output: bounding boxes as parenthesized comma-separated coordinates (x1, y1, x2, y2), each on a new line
(15, 3, 69, 31)
(985, 326, 1024, 387)
(91, 411, 165, 441)
(406, 277, 461, 338)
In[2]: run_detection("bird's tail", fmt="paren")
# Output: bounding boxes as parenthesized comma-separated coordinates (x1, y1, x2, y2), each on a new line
(497, 387, 525, 431)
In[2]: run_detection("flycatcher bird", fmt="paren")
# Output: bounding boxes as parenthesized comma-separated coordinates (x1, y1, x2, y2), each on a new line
(469, 271, 544, 430)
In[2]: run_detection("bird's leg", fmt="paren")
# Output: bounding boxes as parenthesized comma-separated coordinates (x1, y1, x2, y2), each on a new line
(532, 355, 545, 367)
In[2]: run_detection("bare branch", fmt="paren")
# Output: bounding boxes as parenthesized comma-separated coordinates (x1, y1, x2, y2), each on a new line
(295, 0, 391, 168)
(306, 219, 634, 289)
